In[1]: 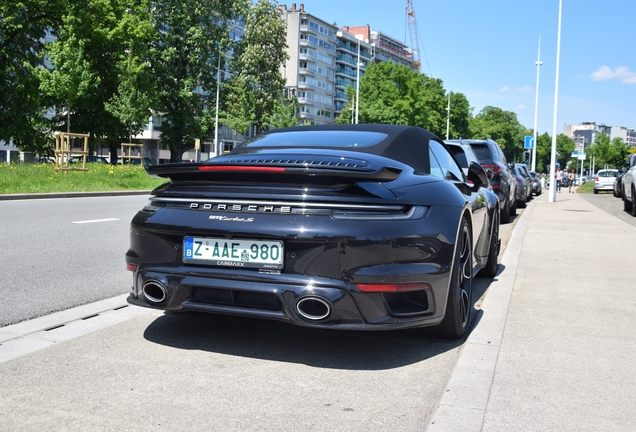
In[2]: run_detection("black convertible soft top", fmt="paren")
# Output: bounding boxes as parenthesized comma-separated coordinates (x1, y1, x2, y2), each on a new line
(231, 124, 441, 175)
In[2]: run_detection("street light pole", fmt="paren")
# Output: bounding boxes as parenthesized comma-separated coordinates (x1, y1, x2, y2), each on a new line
(532, 35, 542, 172)
(212, 52, 221, 159)
(355, 37, 361, 125)
(549, 0, 563, 203)
(445, 92, 451, 139)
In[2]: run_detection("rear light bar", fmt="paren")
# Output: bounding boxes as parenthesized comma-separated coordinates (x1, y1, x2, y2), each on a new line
(198, 166, 286, 172)
(356, 282, 430, 293)
(126, 263, 138, 272)
(481, 163, 502, 174)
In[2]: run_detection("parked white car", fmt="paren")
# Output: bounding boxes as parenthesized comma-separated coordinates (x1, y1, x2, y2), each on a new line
(593, 169, 618, 194)
(621, 154, 636, 216)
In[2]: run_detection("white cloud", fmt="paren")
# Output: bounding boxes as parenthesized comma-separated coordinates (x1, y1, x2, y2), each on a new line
(591, 66, 636, 84)
(499, 86, 510, 92)
(516, 104, 526, 111)
(515, 85, 533, 93)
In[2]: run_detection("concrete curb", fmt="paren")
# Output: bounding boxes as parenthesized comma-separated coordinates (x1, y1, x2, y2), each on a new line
(0, 294, 154, 364)
(426, 196, 535, 431)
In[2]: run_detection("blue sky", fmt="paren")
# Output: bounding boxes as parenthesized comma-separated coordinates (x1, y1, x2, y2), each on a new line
(288, 0, 636, 135)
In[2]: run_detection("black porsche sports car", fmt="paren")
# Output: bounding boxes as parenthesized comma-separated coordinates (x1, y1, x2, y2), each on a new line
(126, 124, 500, 338)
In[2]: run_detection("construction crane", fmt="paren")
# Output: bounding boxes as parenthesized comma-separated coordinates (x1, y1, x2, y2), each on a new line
(406, 0, 421, 72)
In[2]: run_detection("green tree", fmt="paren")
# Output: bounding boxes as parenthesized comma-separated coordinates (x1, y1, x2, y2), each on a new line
(150, 0, 245, 162)
(447, 92, 472, 140)
(265, 95, 300, 130)
(608, 136, 629, 167)
(556, 134, 576, 168)
(224, 0, 288, 136)
(337, 62, 429, 128)
(39, 0, 155, 162)
(470, 106, 528, 162)
(535, 132, 552, 173)
(104, 1, 155, 145)
(587, 132, 613, 169)
(0, 0, 63, 152)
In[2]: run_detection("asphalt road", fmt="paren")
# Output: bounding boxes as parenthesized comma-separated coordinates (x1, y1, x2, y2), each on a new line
(0, 195, 150, 327)
(579, 189, 636, 227)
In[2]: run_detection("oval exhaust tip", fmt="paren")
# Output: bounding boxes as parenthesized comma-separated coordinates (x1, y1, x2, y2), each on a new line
(142, 281, 167, 304)
(296, 296, 332, 321)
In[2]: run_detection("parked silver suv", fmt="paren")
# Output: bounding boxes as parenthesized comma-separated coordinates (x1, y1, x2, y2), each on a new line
(621, 154, 636, 216)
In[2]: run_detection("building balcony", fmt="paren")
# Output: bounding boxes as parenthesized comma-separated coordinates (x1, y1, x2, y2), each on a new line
(298, 82, 309, 89)
(297, 97, 312, 105)
(299, 112, 313, 120)
(299, 39, 309, 48)
(299, 24, 313, 34)
(336, 69, 357, 79)
(298, 53, 313, 61)
(299, 68, 315, 76)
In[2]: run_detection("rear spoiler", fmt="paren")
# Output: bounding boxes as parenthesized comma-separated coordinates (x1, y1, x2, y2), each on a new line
(146, 163, 402, 185)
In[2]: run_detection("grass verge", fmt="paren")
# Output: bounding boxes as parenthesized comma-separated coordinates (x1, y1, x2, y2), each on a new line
(0, 163, 166, 195)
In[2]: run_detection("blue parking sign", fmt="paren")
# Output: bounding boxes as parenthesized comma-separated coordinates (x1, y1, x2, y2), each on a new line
(524, 135, 535, 149)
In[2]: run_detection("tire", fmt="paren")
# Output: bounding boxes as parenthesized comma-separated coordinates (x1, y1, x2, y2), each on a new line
(510, 198, 517, 216)
(479, 211, 499, 278)
(631, 188, 636, 217)
(624, 191, 632, 212)
(500, 198, 510, 224)
(518, 197, 527, 208)
(434, 218, 472, 339)
(594, 188, 598, 194)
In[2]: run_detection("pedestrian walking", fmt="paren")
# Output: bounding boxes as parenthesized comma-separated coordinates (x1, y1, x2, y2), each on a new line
(556, 164, 563, 192)
(568, 169, 575, 193)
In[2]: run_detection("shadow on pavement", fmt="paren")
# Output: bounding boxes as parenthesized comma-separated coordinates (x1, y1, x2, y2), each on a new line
(142, 310, 465, 371)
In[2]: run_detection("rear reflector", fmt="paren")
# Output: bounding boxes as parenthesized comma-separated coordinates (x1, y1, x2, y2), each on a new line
(198, 166, 286, 172)
(126, 263, 138, 272)
(356, 282, 430, 293)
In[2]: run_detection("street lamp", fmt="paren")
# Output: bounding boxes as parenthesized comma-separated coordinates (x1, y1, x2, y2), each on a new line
(445, 92, 451, 139)
(355, 36, 361, 124)
(532, 35, 542, 172)
(548, 0, 563, 203)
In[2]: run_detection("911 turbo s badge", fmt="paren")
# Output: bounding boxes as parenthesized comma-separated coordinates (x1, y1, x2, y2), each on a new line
(209, 215, 254, 223)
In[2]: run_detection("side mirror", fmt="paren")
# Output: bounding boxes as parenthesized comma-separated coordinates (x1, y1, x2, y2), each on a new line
(624, 161, 630, 168)
(486, 168, 494, 181)
(467, 161, 490, 188)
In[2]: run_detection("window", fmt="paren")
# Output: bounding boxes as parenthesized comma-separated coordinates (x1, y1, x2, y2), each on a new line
(429, 140, 465, 182)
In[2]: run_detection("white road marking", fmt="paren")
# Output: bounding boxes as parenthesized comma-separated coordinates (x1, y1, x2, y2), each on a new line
(72, 218, 120, 224)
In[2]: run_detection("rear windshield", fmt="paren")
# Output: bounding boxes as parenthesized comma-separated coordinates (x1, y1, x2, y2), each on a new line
(598, 171, 617, 177)
(241, 131, 387, 148)
(469, 145, 491, 162)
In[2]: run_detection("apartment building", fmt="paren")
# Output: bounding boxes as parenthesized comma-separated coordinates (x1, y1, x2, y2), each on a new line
(563, 122, 636, 150)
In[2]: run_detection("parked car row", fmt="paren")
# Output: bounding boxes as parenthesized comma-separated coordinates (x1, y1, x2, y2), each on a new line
(445, 138, 517, 224)
(618, 154, 636, 216)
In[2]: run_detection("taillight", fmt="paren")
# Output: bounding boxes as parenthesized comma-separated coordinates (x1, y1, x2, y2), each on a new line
(595, 177, 599, 182)
(126, 263, 138, 272)
(516, 178, 522, 183)
(481, 163, 502, 174)
(356, 282, 430, 293)
(198, 165, 286, 172)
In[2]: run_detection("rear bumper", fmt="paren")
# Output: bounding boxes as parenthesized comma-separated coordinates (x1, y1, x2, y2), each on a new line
(127, 266, 447, 331)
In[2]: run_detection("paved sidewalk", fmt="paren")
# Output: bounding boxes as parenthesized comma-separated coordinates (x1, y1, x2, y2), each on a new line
(428, 191, 636, 431)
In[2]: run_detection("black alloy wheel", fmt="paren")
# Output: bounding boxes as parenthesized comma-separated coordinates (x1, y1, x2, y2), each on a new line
(480, 212, 499, 278)
(435, 218, 473, 339)
(500, 197, 510, 224)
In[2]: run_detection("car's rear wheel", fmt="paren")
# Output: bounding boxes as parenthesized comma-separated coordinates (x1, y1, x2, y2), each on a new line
(624, 190, 632, 212)
(480, 212, 499, 278)
(434, 218, 472, 339)
(631, 188, 636, 217)
(594, 188, 598, 194)
(500, 197, 510, 224)
(509, 197, 517, 216)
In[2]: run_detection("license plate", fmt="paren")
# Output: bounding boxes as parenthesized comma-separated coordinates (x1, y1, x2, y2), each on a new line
(183, 237, 283, 269)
